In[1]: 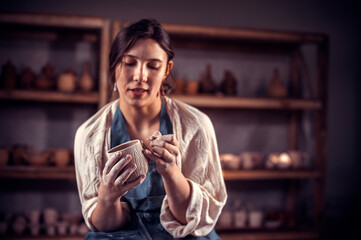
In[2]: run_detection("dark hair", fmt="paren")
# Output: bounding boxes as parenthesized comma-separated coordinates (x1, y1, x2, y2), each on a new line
(108, 18, 174, 86)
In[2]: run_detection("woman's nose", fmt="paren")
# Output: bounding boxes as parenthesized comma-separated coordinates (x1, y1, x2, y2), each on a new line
(133, 64, 148, 82)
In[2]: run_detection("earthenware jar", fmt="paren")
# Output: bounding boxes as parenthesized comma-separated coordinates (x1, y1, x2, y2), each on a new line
(79, 62, 93, 92)
(267, 68, 287, 98)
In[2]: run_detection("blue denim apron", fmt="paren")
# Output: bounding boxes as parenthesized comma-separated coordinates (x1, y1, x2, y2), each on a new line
(84, 100, 220, 240)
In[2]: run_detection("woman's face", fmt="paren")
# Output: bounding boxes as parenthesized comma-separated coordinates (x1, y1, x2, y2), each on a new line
(115, 38, 173, 108)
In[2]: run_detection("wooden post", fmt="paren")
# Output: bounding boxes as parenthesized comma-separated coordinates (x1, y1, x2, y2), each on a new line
(314, 37, 329, 228)
(99, 19, 110, 108)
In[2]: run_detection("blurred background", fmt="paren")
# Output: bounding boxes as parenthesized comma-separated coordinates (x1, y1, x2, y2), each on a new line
(0, 0, 360, 239)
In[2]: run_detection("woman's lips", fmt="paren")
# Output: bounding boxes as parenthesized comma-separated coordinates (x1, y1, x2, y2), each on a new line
(128, 88, 148, 97)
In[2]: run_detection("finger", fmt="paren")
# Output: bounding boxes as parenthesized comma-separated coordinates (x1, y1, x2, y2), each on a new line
(151, 146, 175, 163)
(115, 162, 137, 185)
(159, 134, 179, 147)
(121, 174, 146, 193)
(149, 130, 162, 140)
(143, 149, 162, 164)
(150, 139, 179, 156)
(108, 154, 132, 183)
(103, 152, 122, 175)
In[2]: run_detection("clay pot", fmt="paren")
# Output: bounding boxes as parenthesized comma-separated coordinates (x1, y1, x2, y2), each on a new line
(44, 208, 58, 225)
(217, 211, 233, 228)
(57, 70, 76, 92)
(249, 210, 263, 228)
(34, 62, 56, 90)
(234, 210, 247, 228)
(199, 64, 216, 94)
(26, 149, 50, 166)
(220, 70, 237, 96)
(267, 68, 287, 98)
(1, 60, 17, 89)
(57, 221, 68, 235)
(12, 145, 28, 165)
(278, 152, 292, 169)
(79, 62, 93, 92)
(220, 154, 242, 170)
(25, 210, 40, 225)
(20, 67, 36, 89)
(52, 149, 70, 167)
(0, 147, 9, 166)
(185, 81, 199, 95)
(265, 153, 280, 169)
(288, 150, 310, 169)
(174, 78, 186, 94)
(12, 216, 27, 235)
(108, 140, 149, 183)
(29, 224, 41, 236)
(240, 152, 264, 170)
(77, 223, 89, 235)
(46, 225, 56, 236)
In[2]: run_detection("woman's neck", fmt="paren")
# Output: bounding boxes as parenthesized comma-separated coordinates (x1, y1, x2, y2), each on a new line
(118, 97, 162, 140)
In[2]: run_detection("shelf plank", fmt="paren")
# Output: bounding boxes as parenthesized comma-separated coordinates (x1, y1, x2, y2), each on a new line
(169, 94, 322, 110)
(223, 170, 322, 180)
(0, 90, 99, 104)
(0, 13, 106, 29)
(0, 167, 321, 180)
(0, 166, 76, 179)
(218, 231, 318, 240)
(2, 235, 83, 240)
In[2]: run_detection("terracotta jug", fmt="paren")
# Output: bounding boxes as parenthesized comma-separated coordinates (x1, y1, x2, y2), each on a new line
(79, 62, 93, 92)
(267, 68, 287, 98)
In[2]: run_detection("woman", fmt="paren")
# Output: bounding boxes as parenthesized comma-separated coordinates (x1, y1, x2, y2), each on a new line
(74, 18, 227, 239)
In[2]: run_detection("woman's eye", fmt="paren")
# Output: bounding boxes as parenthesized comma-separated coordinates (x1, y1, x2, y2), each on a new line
(125, 61, 136, 66)
(148, 64, 160, 70)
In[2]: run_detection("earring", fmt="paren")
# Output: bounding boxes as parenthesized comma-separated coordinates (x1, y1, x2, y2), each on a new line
(113, 83, 117, 92)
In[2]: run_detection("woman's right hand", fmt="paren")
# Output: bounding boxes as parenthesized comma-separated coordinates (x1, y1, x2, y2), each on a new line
(98, 151, 145, 205)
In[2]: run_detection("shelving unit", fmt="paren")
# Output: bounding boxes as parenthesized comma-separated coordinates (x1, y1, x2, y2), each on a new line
(0, 13, 110, 238)
(158, 22, 328, 240)
(0, 15, 327, 239)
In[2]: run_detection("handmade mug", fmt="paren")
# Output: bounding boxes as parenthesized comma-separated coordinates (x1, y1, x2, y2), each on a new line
(108, 140, 149, 183)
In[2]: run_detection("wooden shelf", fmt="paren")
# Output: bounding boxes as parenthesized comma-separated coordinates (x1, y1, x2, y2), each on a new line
(0, 166, 75, 179)
(0, 90, 99, 104)
(218, 230, 318, 240)
(222, 170, 321, 180)
(1, 235, 83, 240)
(0, 166, 321, 181)
(169, 94, 322, 110)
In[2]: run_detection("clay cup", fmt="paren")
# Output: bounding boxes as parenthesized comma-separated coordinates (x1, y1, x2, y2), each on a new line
(108, 140, 149, 183)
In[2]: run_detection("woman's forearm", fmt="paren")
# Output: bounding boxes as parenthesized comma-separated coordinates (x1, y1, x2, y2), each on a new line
(162, 165, 191, 225)
(91, 199, 129, 232)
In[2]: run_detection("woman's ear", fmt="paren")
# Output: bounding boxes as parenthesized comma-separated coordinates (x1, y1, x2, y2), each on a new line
(165, 60, 173, 78)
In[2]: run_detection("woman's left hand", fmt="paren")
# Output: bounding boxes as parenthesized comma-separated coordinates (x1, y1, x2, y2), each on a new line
(144, 131, 179, 176)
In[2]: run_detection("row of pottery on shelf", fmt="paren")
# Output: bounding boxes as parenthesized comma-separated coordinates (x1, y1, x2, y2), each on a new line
(0, 61, 94, 92)
(0, 209, 88, 236)
(0, 146, 72, 167)
(220, 150, 310, 170)
(217, 209, 287, 230)
(173, 64, 237, 96)
(172, 64, 288, 98)
(217, 200, 288, 230)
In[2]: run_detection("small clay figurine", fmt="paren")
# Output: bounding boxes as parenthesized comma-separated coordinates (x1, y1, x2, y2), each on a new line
(199, 64, 216, 94)
(220, 70, 237, 96)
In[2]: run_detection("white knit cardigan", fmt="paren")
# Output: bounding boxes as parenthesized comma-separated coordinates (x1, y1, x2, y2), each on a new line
(74, 96, 227, 238)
